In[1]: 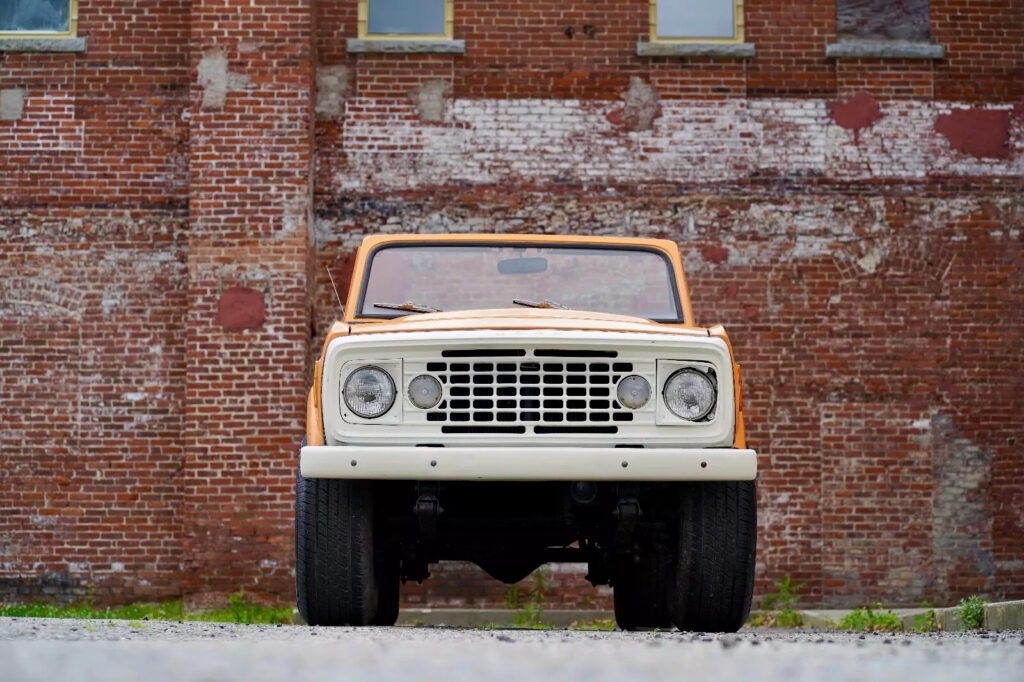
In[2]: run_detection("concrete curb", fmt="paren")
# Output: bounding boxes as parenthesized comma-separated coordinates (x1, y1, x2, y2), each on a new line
(797, 599, 1024, 632)
(796, 607, 959, 631)
(983, 600, 1024, 630)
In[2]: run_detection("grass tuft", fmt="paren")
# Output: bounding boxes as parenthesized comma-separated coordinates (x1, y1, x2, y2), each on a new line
(748, 576, 803, 627)
(836, 603, 902, 632)
(502, 567, 551, 629)
(955, 595, 987, 630)
(0, 591, 292, 625)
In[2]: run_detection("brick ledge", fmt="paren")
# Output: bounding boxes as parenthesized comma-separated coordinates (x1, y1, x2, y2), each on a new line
(636, 41, 756, 58)
(825, 40, 944, 59)
(347, 38, 465, 54)
(0, 37, 86, 52)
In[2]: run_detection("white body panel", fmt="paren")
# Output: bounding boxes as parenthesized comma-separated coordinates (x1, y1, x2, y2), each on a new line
(301, 445, 757, 482)
(321, 329, 738, 448)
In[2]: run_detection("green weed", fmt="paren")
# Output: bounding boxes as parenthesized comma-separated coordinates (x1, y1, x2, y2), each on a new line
(503, 567, 551, 628)
(956, 595, 987, 630)
(912, 609, 938, 632)
(566, 618, 616, 631)
(837, 603, 902, 632)
(0, 590, 292, 625)
(751, 576, 803, 627)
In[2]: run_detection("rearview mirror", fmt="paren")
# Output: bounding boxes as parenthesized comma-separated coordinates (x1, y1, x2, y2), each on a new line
(498, 257, 548, 275)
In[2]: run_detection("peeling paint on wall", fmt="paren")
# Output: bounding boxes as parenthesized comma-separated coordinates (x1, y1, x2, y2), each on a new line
(336, 99, 1024, 191)
(828, 91, 882, 141)
(610, 77, 661, 132)
(0, 88, 25, 121)
(216, 286, 265, 331)
(0, 277, 86, 319)
(315, 65, 350, 121)
(930, 413, 995, 597)
(197, 50, 251, 111)
(935, 108, 1012, 160)
(700, 246, 730, 265)
(408, 79, 451, 124)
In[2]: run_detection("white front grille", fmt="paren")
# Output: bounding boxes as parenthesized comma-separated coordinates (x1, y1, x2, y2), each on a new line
(412, 350, 645, 435)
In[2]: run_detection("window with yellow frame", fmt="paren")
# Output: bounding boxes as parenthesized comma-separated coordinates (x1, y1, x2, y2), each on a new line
(0, 0, 78, 38)
(650, 0, 744, 43)
(358, 0, 453, 40)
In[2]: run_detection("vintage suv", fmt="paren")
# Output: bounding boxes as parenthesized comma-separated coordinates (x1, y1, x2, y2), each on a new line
(297, 234, 756, 632)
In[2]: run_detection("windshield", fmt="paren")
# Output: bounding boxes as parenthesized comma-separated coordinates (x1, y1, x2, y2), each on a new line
(358, 243, 682, 321)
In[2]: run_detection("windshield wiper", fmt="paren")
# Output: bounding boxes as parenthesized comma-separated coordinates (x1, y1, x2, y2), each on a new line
(372, 301, 441, 314)
(512, 298, 568, 310)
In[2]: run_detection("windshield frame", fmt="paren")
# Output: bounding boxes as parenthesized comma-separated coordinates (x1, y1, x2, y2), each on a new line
(353, 240, 685, 323)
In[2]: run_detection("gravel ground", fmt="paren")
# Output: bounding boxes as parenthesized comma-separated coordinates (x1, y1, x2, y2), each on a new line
(3, 618, 1023, 682)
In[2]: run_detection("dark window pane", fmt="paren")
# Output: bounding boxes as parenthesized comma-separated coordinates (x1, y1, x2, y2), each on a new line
(836, 0, 929, 41)
(657, 0, 735, 39)
(367, 0, 446, 36)
(0, 0, 70, 32)
(362, 244, 682, 321)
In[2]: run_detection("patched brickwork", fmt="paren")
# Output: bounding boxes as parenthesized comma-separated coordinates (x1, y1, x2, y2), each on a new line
(2, 0, 1022, 610)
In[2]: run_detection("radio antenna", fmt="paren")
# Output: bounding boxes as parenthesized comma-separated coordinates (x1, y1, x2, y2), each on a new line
(326, 266, 344, 315)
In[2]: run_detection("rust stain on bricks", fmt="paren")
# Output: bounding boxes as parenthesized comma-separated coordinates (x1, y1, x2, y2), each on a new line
(935, 108, 1012, 160)
(606, 77, 661, 132)
(216, 286, 265, 331)
(828, 92, 882, 143)
(701, 246, 731, 265)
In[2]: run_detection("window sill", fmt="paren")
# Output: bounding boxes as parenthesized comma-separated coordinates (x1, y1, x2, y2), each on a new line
(825, 40, 944, 59)
(346, 38, 465, 55)
(636, 41, 756, 58)
(0, 37, 86, 52)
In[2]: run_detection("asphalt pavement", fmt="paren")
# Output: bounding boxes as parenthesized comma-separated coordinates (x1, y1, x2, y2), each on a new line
(2, 617, 1023, 682)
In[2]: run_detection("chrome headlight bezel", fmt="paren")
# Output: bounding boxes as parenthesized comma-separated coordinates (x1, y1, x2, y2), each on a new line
(655, 360, 720, 425)
(662, 367, 717, 421)
(342, 365, 397, 419)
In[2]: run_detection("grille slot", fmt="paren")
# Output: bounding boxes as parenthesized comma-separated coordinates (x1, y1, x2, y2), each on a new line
(442, 349, 526, 358)
(442, 426, 526, 434)
(535, 349, 617, 358)
(424, 352, 636, 432)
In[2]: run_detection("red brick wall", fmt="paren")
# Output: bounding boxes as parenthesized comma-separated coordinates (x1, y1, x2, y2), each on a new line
(2, 0, 1022, 610)
(181, 0, 315, 607)
(0, 210, 188, 602)
(1, 0, 190, 602)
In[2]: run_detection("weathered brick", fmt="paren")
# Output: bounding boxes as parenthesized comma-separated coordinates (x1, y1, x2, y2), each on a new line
(1, 0, 1022, 611)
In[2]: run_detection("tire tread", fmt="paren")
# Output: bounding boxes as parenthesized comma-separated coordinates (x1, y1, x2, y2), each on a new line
(295, 442, 377, 626)
(672, 481, 757, 633)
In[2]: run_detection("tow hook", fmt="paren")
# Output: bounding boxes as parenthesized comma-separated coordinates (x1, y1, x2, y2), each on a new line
(414, 483, 443, 542)
(612, 496, 641, 549)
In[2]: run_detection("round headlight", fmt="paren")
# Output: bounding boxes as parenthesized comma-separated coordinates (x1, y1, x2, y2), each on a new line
(408, 374, 442, 409)
(663, 368, 716, 421)
(343, 366, 396, 419)
(616, 375, 651, 410)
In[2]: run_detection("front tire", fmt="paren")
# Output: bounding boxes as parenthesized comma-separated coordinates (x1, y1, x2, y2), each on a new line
(670, 481, 757, 633)
(612, 551, 673, 631)
(295, 462, 379, 626)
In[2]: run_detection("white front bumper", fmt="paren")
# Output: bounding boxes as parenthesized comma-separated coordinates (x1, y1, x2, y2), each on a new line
(300, 445, 757, 482)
